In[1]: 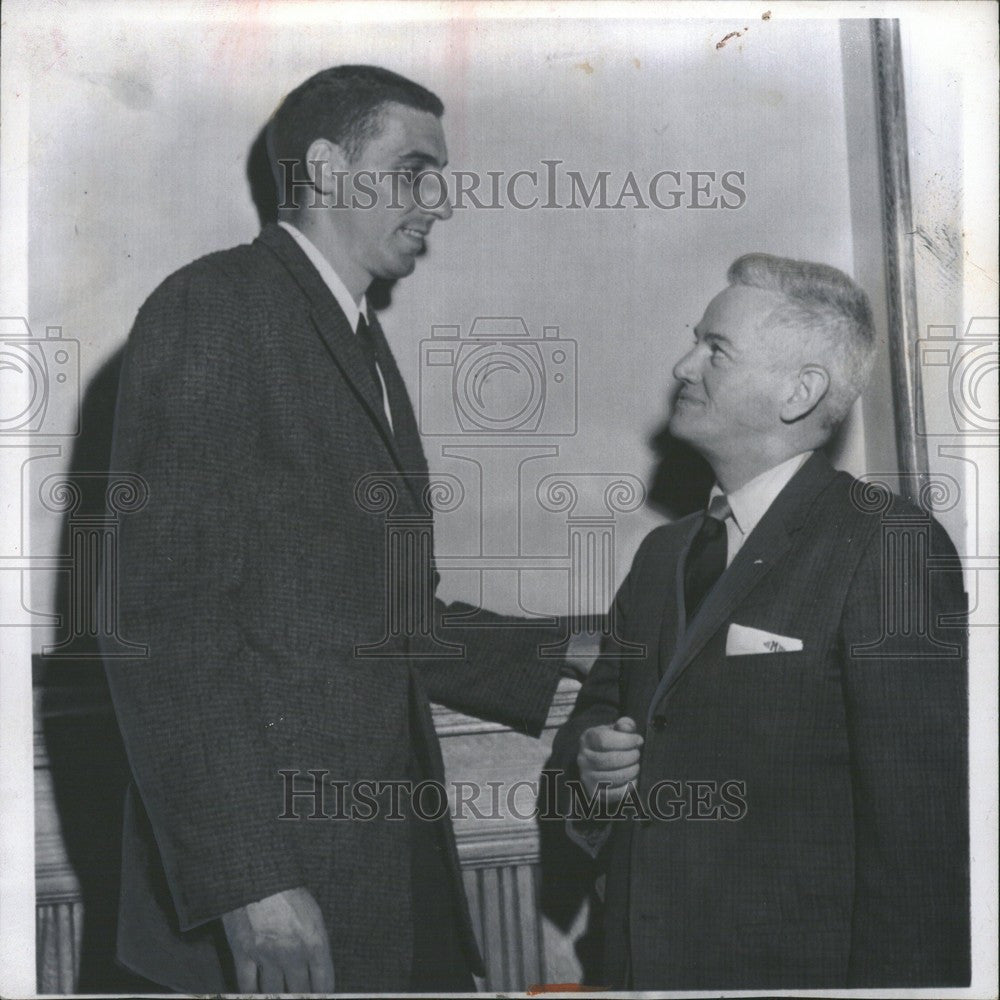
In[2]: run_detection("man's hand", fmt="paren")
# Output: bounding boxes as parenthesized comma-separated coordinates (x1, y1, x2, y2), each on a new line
(221, 886, 335, 993)
(577, 716, 644, 804)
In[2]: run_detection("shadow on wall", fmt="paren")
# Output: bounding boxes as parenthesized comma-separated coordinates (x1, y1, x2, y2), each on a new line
(645, 379, 714, 520)
(247, 123, 278, 229)
(643, 381, 853, 521)
(646, 423, 714, 520)
(37, 348, 155, 993)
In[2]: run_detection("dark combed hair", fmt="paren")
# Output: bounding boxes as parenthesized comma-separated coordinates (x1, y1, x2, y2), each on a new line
(266, 65, 444, 180)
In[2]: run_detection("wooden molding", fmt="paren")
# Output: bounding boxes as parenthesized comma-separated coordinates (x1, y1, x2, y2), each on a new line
(872, 18, 930, 485)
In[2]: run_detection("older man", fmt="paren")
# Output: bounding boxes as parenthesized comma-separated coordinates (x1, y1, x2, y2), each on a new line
(550, 254, 969, 989)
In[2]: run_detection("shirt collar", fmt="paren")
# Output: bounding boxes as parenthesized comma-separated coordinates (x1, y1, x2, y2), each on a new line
(278, 221, 368, 330)
(709, 451, 813, 539)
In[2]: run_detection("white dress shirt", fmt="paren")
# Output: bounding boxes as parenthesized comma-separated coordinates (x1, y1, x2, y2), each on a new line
(278, 221, 393, 429)
(710, 451, 813, 567)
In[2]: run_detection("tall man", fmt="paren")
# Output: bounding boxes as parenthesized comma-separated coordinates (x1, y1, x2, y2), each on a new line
(550, 254, 969, 989)
(104, 66, 563, 994)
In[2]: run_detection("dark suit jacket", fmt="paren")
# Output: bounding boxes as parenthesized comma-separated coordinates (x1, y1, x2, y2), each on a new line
(103, 224, 561, 993)
(550, 451, 969, 989)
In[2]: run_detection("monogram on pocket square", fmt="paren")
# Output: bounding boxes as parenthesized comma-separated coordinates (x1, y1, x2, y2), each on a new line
(726, 623, 804, 655)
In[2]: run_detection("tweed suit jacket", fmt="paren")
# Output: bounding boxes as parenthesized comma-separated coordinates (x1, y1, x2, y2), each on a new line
(103, 223, 562, 992)
(549, 451, 969, 989)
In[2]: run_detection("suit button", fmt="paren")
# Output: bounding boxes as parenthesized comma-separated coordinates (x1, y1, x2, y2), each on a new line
(651, 715, 666, 731)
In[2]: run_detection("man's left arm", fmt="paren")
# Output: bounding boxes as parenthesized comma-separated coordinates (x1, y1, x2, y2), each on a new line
(841, 513, 970, 987)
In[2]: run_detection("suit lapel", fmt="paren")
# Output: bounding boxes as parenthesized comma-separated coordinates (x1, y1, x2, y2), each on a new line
(648, 452, 837, 719)
(657, 514, 700, 677)
(256, 225, 421, 502)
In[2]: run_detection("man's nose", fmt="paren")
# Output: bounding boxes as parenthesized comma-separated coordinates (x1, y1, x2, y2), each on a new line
(420, 172, 453, 222)
(673, 346, 699, 383)
(430, 188, 453, 222)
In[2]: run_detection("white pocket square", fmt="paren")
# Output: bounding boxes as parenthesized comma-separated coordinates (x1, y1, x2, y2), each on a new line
(726, 623, 803, 655)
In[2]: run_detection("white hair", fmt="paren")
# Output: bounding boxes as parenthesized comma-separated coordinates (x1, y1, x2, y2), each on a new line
(728, 253, 877, 430)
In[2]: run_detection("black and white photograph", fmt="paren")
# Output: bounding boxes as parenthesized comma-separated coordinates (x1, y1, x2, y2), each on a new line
(1, 1, 997, 996)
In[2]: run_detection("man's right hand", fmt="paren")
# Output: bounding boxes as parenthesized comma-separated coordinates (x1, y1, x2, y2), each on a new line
(221, 886, 335, 993)
(577, 716, 644, 804)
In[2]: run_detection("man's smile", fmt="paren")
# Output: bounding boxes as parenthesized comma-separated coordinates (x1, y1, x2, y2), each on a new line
(675, 392, 705, 407)
(399, 223, 429, 249)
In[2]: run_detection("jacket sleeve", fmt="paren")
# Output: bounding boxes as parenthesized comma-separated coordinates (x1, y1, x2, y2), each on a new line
(840, 511, 970, 986)
(413, 599, 563, 738)
(104, 267, 303, 930)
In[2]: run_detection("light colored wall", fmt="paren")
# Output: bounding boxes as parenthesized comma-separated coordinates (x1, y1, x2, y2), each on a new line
(900, 13, 978, 558)
(23, 7, 879, 631)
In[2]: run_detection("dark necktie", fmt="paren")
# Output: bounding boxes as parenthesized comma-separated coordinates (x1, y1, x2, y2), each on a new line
(355, 312, 383, 401)
(683, 494, 732, 624)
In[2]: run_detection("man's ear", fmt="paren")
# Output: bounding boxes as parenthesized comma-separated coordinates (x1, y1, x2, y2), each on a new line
(304, 138, 350, 202)
(780, 364, 830, 423)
